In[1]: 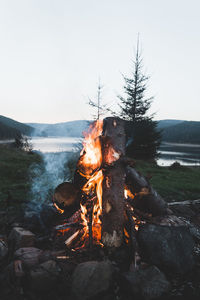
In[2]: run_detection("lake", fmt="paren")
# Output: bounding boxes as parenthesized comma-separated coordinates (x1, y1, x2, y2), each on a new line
(31, 137, 200, 167)
(31, 136, 82, 153)
(158, 142, 200, 166)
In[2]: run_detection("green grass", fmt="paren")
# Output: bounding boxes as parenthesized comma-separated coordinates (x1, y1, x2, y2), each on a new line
(0, 144, 42, 212)
(134, 160, 200, 202)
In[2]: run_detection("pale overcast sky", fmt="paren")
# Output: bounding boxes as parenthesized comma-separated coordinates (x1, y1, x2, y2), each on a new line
(0, 0, 200, 123)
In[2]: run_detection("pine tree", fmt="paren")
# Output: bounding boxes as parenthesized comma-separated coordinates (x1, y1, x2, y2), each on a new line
(119, 38, 152, 124)
(119, 38, 161, 160)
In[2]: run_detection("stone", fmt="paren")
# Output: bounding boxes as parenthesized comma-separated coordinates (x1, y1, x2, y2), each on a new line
(29, 260, 61, 292)
(0, 239, 8, 260)
(71, 260, 114, 300)
(9, 227, 35, 249)
(137, 224, 195, 274)
(124, 266, 171, 300)
(14, 247, 43, 268)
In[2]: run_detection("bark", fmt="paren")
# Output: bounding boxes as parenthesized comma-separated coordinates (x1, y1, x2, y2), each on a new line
(125, 166, 167, 216)
(101, 117, 126, 247)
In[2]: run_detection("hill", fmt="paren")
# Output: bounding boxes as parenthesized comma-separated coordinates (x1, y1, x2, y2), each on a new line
(0, 115, 34, 139)
(0, 121, 21, 140)
(161, 121, 200, 144)
(157, 119, 184, 129)
(28, 120, 90, 137)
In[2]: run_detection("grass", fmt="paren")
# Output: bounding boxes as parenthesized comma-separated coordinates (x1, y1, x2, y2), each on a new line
(0, 144, 42, 228)
(134, 160, 200, 202)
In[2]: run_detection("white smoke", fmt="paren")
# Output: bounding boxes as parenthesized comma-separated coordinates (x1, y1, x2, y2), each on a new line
(27, 151, 72, 212)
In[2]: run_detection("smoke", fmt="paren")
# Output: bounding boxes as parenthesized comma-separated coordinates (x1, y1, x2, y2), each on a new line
(27, 151, 75, 213)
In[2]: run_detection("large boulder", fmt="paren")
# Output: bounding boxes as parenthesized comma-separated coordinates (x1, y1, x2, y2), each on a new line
(123, 265, 171, 300)
(29, 260, 61, 292)
(71, 260, 114, 300)
(137, 224, 195, 274)
(14, 247, 43, 268)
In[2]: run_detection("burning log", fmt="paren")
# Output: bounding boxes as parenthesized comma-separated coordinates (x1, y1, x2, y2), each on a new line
(53, 182, 80, 215)
(101, 117, 126, 247)
(125, 166, 167, 216)
(102, 161, 125, 247)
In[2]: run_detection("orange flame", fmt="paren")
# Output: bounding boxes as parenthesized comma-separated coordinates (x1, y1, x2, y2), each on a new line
(79, 120, 103, 175)
(124, 188, 135, 200)
(78, 120, 104, 246)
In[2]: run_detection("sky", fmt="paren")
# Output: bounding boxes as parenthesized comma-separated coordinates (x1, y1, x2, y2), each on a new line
(0, 0, 200, 123)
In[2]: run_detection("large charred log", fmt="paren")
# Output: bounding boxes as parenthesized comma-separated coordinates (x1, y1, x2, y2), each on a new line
(125, 166, 167, 216)
(101, 117, 126, 247)
(53, 182, 80, 218)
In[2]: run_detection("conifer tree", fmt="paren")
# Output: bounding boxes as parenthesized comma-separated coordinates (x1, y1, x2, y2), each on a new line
(119, 38, 161, 159)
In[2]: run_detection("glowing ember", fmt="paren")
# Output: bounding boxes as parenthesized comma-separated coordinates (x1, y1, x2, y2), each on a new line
(53, 203, 64, 214)
(124, 188, 135, 199)
(105, 146, 120, 164)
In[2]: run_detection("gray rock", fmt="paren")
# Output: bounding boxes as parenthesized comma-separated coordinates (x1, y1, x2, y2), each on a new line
(124, 266, 171, 300)
(29, 260, 61, 292)
(0, 239, 8, 260)
(71, 260, 113, 300)
(9, 227, 35, 249)
(137, 224, 195, 274)
(14, 247, 43, 268)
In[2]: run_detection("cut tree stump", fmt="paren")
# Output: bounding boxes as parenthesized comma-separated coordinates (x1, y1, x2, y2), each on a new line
(101, 117, 126, 247)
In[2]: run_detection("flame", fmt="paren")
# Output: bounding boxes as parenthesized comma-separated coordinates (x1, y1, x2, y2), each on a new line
(79, 120, 103, 175)
(77, 120, 104, 246)
(124, 228, 130, 244)
(124, 188, 135, 200)
(83, 169, 103, 243)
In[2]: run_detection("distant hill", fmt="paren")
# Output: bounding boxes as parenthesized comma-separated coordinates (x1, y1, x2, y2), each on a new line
(0, 115, 34, 140)
(160, 121, 200, 144)
(157, 119, 184, 129)
(28, 120, 90, 137)
(1, 115, 199, 144)
(0, 121, 21, 140)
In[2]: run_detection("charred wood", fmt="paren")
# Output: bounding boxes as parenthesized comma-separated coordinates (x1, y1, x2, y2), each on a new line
(101, 117, 126, 247)
(125, 166, 167, 216)
(53, 182, 80, 216)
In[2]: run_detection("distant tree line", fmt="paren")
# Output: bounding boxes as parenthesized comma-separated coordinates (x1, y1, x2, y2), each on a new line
(161, 121, 200, 144)
(0, 121, 21, 140)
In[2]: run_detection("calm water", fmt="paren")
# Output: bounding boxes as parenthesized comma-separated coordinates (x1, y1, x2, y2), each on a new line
(32, 137, 82, 153)
(158, 142, 200, 166)
(30, 138, 200, 166)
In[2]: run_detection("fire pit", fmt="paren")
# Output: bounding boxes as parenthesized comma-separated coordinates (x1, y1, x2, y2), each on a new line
(52, 117, 166, 251)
